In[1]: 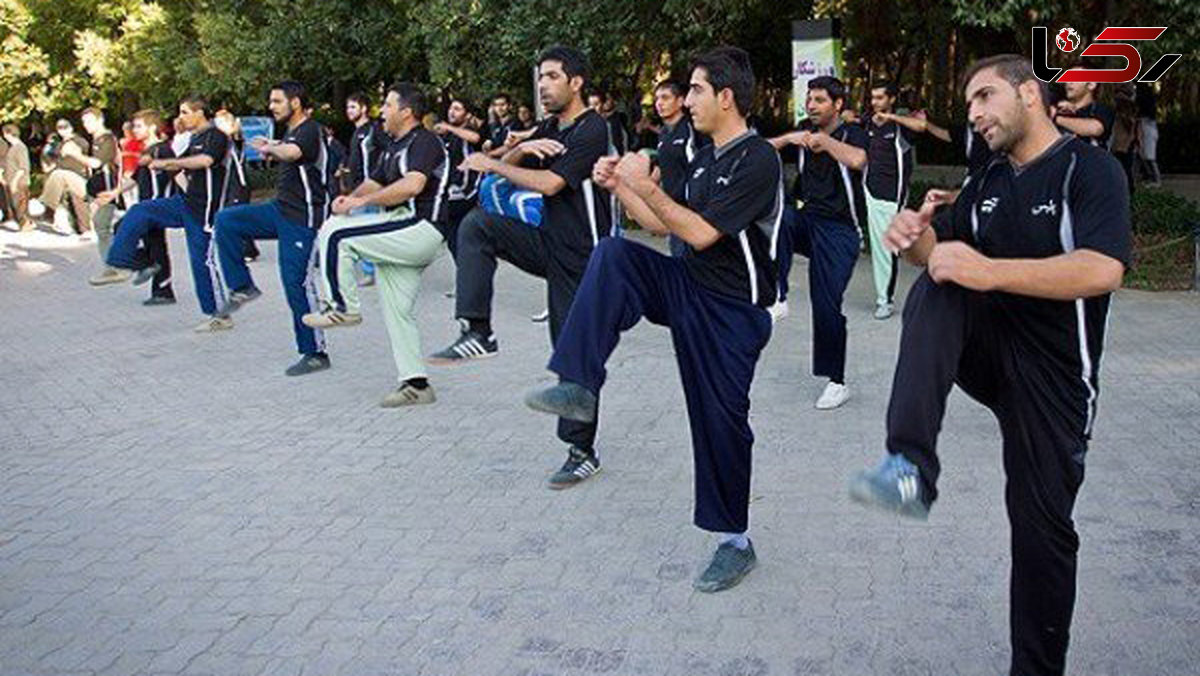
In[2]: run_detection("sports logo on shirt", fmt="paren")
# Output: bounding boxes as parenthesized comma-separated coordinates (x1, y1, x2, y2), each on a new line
(716, 175, 732, 186)
(1032, 200, 1057, 216)
(693, 167, 706, 179)
(1031, 26, 1181, 83)
(981, 197, 1000, 214)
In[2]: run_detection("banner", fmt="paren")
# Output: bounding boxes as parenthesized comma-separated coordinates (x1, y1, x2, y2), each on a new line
(792, 19, 844, 125)
(239, 116, 274, 162)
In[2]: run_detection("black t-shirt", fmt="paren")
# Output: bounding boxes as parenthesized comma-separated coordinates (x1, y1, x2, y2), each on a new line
(935, 135, 1130, 418)
(1066, 102, 1115, 149)
(182, 125, 229, 226)
(347, 120, 384, 191)
(369, 126, 449, 231)
(440, 131, 479, 202)
(682, 132, 782, 308)
(607, 113, 630, 154)
(864, 118, 914, 204)
(222, 138, 249, 207)
(527, 110, 613, 268)
(793, 122, 868, 226)
(85, 132, 121, 197)
(135, 141, 176, 201)
(657, 116, 710, 203)
(950, 123, 995, 178)
(276, 118, 328, 228)
(488, 119, 516, 149)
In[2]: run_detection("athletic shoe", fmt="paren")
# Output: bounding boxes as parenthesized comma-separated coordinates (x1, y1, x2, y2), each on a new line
(815, 381, 850, 410)
(531, 308, 549, 323)
(143, 295, 176, 307)
(524, 381, 597, 423)
(873, 302, 894, 320)
(547, 446, 600, 490)
(694, 541, 757, 593)
(848, 453, 930, 520)
(27, 199, 46, 219)
(768, 299, 789, 323)
(193, 315, 234, 333)
(380, 382, 437, 408)
(131, 263, 162, 287)
(88, 268, 132, 286)
(285, 352, 330, 377)
(222, 286, 262, 314)
(428, 327, 498, 363)
(302, 309, 362, 329)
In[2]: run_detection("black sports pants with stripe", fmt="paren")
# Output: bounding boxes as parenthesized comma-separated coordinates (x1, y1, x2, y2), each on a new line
(887, 272, 1091, 676)
(454, 206, 602, 450)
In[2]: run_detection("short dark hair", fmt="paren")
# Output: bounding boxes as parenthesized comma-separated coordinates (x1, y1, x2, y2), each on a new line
(272, 81, 308, 109)
(347, 91, 371, 109)
(808, 75, 847, 103)
(537, 46, 591, 87)
(960, 54, 1050, 107)
(871, 81, 898, 98)
(492, 93, 511, 104)
(655, 79, 687, 98)
(387, 82, 428, 119)
(180, 95, 211, 118)
(689, 46, 756, 117)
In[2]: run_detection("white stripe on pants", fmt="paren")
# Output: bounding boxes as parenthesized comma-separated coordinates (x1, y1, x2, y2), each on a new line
(316, 211, 444, 382)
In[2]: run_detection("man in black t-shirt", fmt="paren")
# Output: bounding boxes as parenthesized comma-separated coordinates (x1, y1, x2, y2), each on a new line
(212, 81, 331, 376)
(343, 92, 385, 194)
(302, 83, 451, 407)
(849, 55, 1130, 676)
(653, 78, 711, 257)
(430, 45, 613, 488)
(526, 47, 780, 593)
(860, 83, 915, 320)
(1056, 79, 1115, 149)
(88, 109, 176, 304)
(482, 93, 518, 159)
(105, 95, 231, 331)
(80, 107, 125, 283)
(434, 97, 482, 258)
(770, 75, 868, 411)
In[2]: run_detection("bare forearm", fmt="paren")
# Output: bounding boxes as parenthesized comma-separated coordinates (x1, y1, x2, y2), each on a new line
(987, 250, 1124, 299)
(821, 137, 867, 171)
(902, 229, 937, 266)
(445, 126, 482, 145)
(890, 115, 928, 134)
(488, 161, 564, 196)
(614, 184, 668, 234)
(169, 155, 213, 171)
(1056, 116, 1105, 139)
(361, 176, 422, 208)
(640, 184, 721, 250)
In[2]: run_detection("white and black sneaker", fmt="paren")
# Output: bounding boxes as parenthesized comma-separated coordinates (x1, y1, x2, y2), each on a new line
(547, 446, 600, 490)
(428, 324, 498, 363)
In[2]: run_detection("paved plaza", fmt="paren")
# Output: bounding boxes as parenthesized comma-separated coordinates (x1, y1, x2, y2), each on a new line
(1, 225, 1198, 676)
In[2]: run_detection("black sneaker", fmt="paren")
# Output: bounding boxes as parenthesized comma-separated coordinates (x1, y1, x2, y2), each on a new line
(547, 446, 600, 490)
(524, 381, 597, 423)
(131, 263, 162, 286)
(222, 286, 262, 315)
(143, 295, 176, 306)
(428, 327, 498, 363)
(694, 541, 757, 593)
(285, 353, 330, 377)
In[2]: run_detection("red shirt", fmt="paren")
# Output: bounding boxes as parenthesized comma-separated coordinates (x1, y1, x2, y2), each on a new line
(121, 137, 145, 176)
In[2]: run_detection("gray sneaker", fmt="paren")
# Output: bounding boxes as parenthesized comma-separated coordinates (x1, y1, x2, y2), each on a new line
(524, 381, 597, 423)
(694, 541, 757, 593)
(222, 286, 262, 314)
(848, 453, 930, 520)
(131, 263, 161, 286)
(285, 353, 330, 377)
(380, 382, 437, 408)
(89, 267, 132, 286)
(547, 446, 601, 490)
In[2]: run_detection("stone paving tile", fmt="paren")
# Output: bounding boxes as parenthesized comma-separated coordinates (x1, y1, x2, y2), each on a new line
(1, 224, 1197, 675)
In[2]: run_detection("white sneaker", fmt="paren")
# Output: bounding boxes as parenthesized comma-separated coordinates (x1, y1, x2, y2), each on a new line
(531, 308, 549, 323)
(28, 199, 46, 219)
(194, 315, 234, 333)
(815, 381, 850, 410)
(873, 302, 894, 320)
(768, 299, 789, 323)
